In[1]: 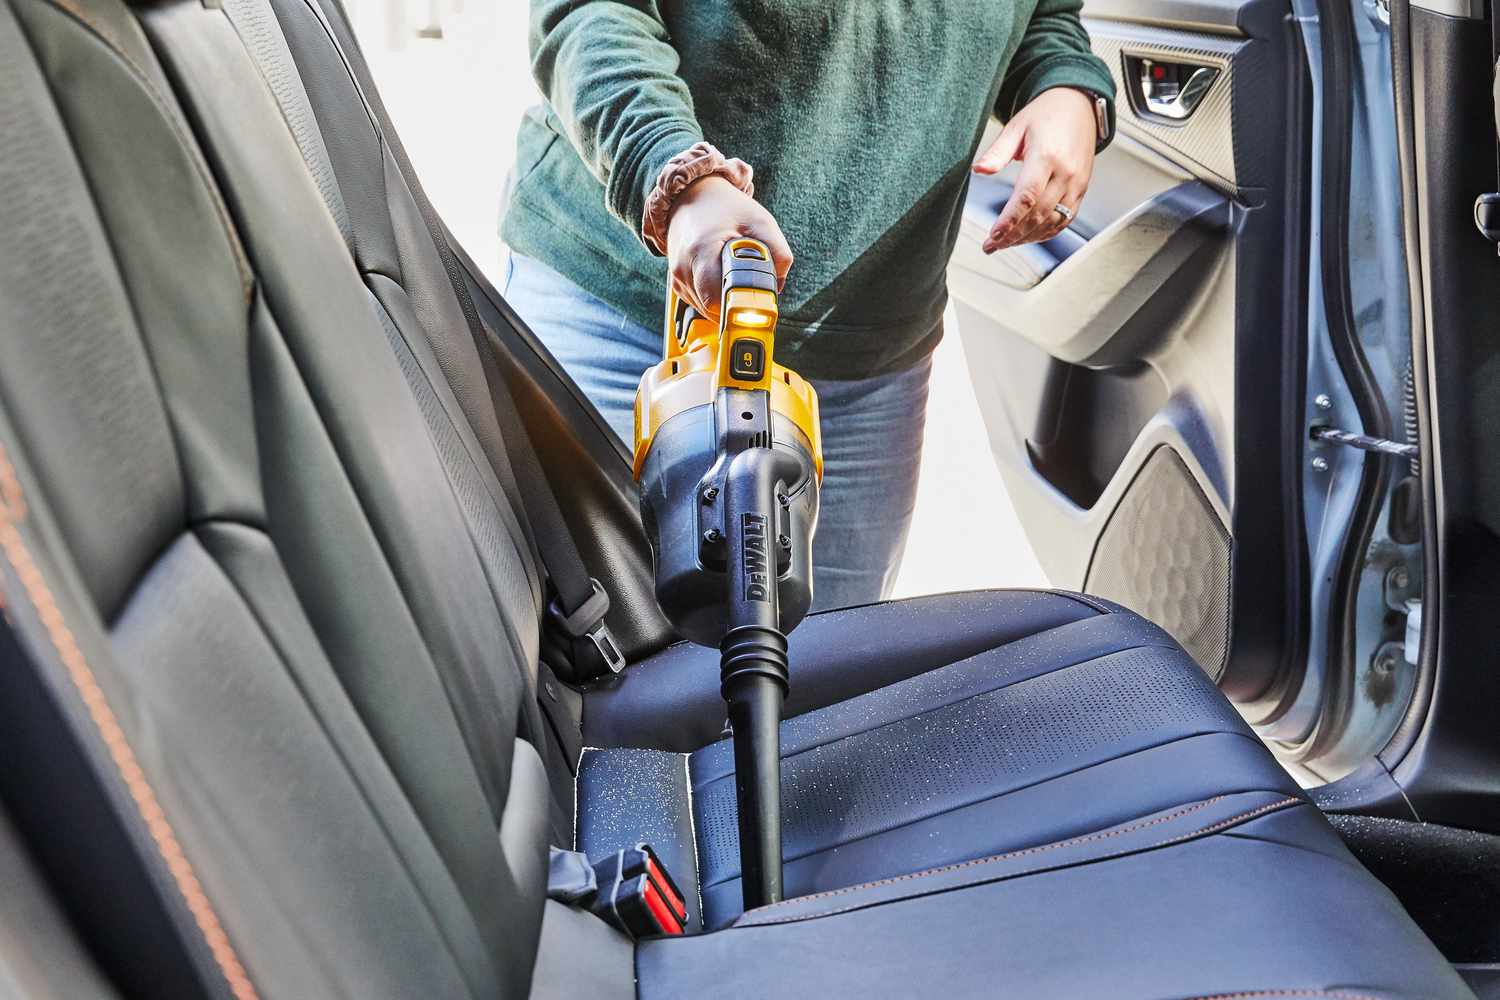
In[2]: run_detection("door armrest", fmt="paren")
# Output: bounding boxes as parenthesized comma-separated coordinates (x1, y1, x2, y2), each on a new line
(951, 179, 1231, 366)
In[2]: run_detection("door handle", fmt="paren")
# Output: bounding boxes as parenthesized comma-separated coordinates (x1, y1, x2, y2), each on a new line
(1124, 56, 1219, 122)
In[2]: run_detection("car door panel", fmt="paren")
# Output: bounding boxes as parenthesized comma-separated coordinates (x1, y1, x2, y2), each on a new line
(953, 0, 1307, 697)
(1087, 19, 1260, 193)
(952, 177, 1230, 365)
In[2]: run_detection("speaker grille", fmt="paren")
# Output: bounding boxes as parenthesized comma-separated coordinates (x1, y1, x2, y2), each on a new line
(1085, 447, 1231, 680)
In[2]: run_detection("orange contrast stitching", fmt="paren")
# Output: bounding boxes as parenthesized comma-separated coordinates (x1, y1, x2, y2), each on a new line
(750, 794, 1233, 914)
(743, 795, 1303, 926)
(1149, 797, 1302, 850)
(0, 445, 25, 521)
(0, 443, 258, 1000)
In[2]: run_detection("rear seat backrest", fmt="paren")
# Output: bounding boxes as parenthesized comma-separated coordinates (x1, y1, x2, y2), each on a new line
(212, 0, 594, 836)
(249, 0, 547, 607)
(235, 0, 588, 830)
(232, 0, 554, 698)
(261, 0, 522, 475)
(0, 0, 554, 994)
(227, 0, 556, 723)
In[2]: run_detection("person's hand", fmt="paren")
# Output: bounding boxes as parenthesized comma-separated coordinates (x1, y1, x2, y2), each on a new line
(665, 176, 793, 320)
(972, 87, 1098, 253)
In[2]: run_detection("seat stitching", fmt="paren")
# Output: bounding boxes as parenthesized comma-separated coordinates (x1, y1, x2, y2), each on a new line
(746, 794, 1228, 912)
(1045, 589, 1115, 614)
(698, 730, 1286, 891)
(0, 448, 26, 521)
(1149, 797, 1303, 848)
(38, 0, 256, 303)
(0, 448, 20, 624)
(0, 444, 259, 1000)
(693, 635, 1189, 785)
(798, 586, 1087, 621)
(739, 795, 1301, 926)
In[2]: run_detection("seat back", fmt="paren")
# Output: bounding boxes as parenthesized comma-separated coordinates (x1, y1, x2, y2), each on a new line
(234, 0, 589, 822)
(0, 0, 558, 993)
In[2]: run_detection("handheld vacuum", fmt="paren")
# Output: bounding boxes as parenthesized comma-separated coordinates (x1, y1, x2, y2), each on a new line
(632, 237, 822, 909)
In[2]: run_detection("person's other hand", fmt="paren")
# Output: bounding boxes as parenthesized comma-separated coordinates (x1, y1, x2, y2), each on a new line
(972, 87, 1097, 253)
(666, 176, 793, 320)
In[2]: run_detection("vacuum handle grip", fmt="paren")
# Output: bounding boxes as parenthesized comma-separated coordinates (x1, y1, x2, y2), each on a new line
(720, 237, 778, 301)
(663, 287, 691, 359)
(662, 237, 774, 360)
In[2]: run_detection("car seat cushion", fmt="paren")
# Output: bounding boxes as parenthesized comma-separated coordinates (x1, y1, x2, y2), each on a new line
(578, 592, 1299, 928)
(636, 792, 1469, 999)
(582, 589, 1134, 753)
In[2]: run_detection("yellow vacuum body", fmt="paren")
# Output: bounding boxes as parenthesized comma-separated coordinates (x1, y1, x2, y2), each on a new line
(631, 237, 823, 648)
(631, 237, 823, 908)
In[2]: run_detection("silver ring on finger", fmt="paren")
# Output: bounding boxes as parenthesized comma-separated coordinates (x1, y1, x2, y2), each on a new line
(1053, 203, 1075, 222)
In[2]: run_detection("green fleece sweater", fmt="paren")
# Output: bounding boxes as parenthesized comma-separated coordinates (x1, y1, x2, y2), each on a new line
(502, 0, 1114, 380)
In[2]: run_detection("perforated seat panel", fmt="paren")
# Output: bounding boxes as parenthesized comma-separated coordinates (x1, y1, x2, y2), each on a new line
(580, 598, 1285, 927)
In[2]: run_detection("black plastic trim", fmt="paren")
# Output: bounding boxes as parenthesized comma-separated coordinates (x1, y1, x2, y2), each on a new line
(950, 179, 1230, 366)
(1220, 15, 1313, 709)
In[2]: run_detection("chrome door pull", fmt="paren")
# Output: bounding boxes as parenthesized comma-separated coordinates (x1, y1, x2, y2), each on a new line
(1125, 56, 1219, 121)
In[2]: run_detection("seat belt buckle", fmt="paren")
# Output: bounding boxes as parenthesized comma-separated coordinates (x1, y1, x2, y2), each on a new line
(547, 577, 626, 675)
(589, 843, 688, 938)
(556, 843, 685, 938)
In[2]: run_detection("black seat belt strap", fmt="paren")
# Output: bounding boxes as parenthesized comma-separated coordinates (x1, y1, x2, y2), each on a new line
(305, 0, 624, 678)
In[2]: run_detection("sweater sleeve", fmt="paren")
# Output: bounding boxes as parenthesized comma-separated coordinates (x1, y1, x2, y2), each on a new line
(530, 0, 704, 241)
(995, 0, 1117, 149)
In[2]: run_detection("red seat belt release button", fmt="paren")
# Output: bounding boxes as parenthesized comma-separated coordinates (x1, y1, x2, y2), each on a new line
(587, 844, 688, 938)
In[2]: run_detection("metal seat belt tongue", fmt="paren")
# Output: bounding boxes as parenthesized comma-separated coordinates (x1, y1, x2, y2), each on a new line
(547, 577, 626, 676)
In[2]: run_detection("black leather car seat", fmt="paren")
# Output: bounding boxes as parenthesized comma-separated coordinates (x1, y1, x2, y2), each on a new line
(242, 0, 1331, 935)
(0, 0, 1472, 995)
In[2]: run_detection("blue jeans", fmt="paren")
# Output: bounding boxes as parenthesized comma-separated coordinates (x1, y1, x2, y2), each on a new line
(504, 253, 930, 613)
